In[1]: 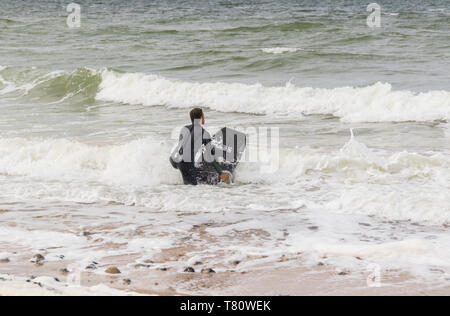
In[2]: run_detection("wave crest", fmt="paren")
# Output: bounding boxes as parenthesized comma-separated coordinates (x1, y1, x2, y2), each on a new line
(2, 66, 449, 123)
(97, 70, 450, 123)
(0, 136, 179, 186)
(261, 47, 303, 54)
(0, 67, 102, 104)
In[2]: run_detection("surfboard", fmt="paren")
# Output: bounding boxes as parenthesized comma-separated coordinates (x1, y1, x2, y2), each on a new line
(196, 127, 247, 185)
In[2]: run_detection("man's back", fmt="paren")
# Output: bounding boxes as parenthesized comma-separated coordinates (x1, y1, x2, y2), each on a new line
(175, 122, 212, 164)
(170, 108, 229, 185)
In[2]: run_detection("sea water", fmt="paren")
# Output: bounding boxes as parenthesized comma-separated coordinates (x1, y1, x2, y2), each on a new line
(0, 0, 449, 287)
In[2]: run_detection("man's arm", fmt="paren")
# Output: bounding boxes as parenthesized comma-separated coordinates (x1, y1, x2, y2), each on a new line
(170, 126, 190, 165)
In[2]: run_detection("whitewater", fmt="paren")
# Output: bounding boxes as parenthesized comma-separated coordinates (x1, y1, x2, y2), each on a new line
(1, 66, 449, 284)
(2, 67, 449, 123)
(0, 0, 449, 294)
(97, 70, 450, 123)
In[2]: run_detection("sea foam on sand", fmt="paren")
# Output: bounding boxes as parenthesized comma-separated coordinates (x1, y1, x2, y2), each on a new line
(0, 274, 140, 296)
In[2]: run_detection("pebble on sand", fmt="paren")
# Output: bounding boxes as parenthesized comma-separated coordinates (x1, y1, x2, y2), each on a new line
(279, 255, 289, 262)
(85, 264, 98, 270)
(201, 268, 216, 274)
(31, 254, 45, 264)
(123, 279, 132, 285)
(184, 267, 195, 273)
(337, 269, 351, 276)
(134, 263, 152, 269)
(85, 262, 99, 270)
(105, 267, 121, 274)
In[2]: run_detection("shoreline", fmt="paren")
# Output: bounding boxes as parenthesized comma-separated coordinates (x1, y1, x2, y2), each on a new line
(1, 249, 449, 296)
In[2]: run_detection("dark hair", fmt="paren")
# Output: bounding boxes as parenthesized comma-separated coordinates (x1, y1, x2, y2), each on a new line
(190, 108, 203, 123)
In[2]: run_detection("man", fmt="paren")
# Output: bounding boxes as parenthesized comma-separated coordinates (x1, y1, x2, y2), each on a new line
(170, 108, 230, 185)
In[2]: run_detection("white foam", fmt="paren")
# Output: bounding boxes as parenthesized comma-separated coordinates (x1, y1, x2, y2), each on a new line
(1, 134, 447, 189)
(0, 274, 140, 296)
(261, 47, 302, 54)
(236, 133, 450, 225)
(0, 136, 179, 186)
(0, 133, 448, 225)
(285, 233, 450, 280)
(96, 70, 450, 122)
(238, 135, 449, 185)
(0, 227, 84, 252)
(0, 131, 448, 284)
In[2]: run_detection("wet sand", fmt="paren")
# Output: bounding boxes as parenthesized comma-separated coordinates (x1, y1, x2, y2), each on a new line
(1, 245, 449, 296)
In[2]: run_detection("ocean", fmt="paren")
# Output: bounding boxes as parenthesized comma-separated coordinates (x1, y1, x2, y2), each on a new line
(0, 0, 449, 292)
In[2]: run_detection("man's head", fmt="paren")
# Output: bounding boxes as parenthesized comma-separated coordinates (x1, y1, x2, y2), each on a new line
(190, 108, 205, 125)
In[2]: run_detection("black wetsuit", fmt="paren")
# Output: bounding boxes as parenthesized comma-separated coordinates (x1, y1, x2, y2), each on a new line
(171, 122, 222, 185)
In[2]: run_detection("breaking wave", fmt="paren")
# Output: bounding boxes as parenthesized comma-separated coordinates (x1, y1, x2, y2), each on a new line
(1, 66, 449, 122)
(0, 132, 448, 224)
(0, 132, 447, 185)
(0, 136, 179, 186)
(96, 70, 450, 123)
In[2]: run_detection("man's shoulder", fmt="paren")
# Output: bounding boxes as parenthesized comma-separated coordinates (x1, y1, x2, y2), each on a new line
(181, 124, 194, 134)
(181, 124, 211, 138)
(183, 124, 208, 132)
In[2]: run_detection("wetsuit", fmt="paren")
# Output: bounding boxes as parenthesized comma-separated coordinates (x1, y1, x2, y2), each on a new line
(170, 122, 223, 185)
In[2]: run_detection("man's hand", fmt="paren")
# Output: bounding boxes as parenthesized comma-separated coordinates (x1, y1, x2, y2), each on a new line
(220, 172, 231, 184)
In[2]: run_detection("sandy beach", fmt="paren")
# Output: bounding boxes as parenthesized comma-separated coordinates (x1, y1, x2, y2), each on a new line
(1, 238, 450, 296)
